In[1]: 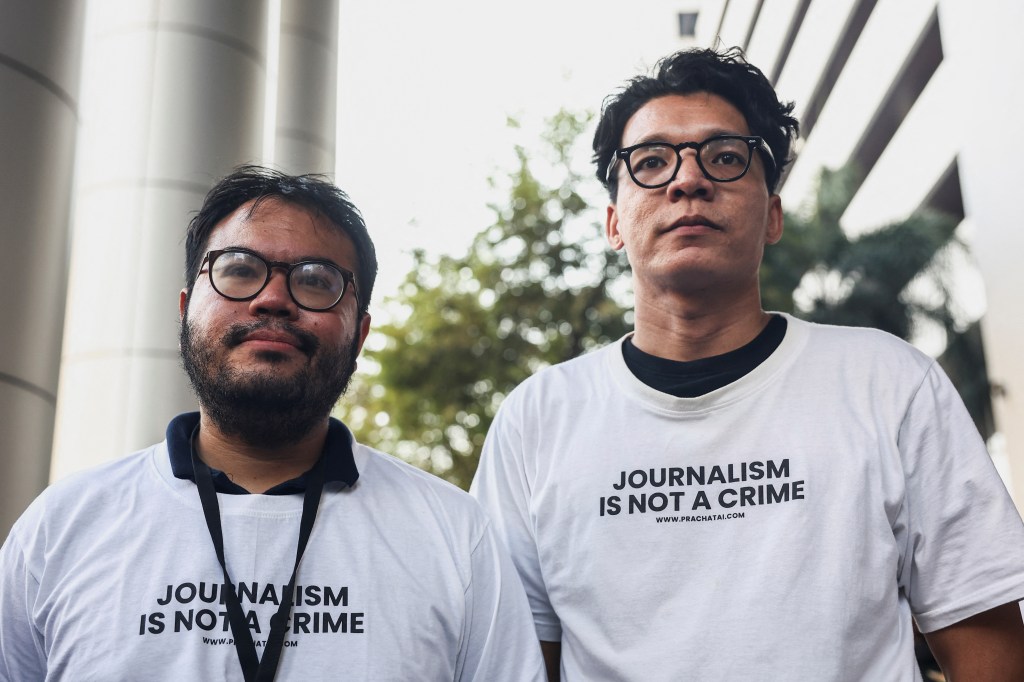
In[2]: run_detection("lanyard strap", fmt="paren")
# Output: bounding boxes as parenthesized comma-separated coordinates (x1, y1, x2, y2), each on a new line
(191, 431, 326, 682)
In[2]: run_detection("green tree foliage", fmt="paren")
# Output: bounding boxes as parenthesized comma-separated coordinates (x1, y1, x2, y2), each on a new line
(762, 166, 993, 437)
(339, 111, 631, 488)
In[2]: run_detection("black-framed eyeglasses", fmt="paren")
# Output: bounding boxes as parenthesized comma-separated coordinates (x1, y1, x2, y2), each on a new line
(200, 248, 357, 312)
(608, 135, 776, 188)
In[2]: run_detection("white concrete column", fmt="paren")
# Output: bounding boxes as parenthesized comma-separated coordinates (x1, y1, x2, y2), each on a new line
(51, 0, 270, 480)
(274, 0, 338, 174)
(0, 1, 85, 534)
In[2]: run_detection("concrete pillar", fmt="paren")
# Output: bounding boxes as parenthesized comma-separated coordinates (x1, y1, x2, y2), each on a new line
(274, 0, 338, 174)
(0, 1, 85, 535)
(51, 0, 269, 480)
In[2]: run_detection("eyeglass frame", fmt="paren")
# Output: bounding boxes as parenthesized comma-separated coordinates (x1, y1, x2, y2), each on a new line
(606, 134, 776, 189)
(199, 247, 358, 312)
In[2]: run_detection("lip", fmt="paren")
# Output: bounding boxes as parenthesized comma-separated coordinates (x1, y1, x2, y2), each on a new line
(224, 322, 319, 358)
(664, 215, 722, 233)
(239, 330, 303, 352)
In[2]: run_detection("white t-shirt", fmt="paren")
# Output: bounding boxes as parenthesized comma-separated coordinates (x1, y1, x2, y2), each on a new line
(472, 315, 1024, 681)
(0, 431, 545, 681)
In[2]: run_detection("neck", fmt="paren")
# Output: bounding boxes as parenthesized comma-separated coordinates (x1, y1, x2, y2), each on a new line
(193, 412, 329, 493)
(631, 284, 771, 362)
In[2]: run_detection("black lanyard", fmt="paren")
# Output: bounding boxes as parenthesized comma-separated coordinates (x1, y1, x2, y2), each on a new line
(191, 430, 326, 682)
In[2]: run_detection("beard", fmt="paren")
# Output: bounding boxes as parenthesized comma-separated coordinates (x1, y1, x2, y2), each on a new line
(179, 310, 360, 449)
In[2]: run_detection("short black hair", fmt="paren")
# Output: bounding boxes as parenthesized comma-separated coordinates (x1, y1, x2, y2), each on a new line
(593, 47, 799, 200)
(184, 164, 377, 316)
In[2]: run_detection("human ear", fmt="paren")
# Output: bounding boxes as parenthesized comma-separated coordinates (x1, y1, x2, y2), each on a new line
(606, 204, 625, 251)
(355, 313, 371, 356)
(765, 195, 783, 245)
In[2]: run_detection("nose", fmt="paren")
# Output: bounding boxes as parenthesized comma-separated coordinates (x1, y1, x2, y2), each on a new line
(666, 151, 715, 200)
(248, 268, 299, 319)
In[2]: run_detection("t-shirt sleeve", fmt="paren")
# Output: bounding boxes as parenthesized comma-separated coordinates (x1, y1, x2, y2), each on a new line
(897, 362, 1024, 632)
(470, 401, 561, 643)
(0, 529, 47, 680)
(456, 518, 546, 681)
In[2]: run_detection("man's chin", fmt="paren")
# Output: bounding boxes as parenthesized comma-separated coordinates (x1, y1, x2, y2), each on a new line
(219, 354, 311, 387)
(202, 399, 324, 449)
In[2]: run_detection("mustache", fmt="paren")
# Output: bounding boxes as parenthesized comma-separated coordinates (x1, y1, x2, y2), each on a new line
(221, 321, 319, 357)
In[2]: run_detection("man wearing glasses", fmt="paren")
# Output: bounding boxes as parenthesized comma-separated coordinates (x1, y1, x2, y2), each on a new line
(471, 48, 1024, 680)
(0, 166, 545, 680)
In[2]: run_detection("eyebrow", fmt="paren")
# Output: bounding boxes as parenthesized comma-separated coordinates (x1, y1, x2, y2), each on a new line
(220, 246, 345, 270)
(628, 129, 747, 146)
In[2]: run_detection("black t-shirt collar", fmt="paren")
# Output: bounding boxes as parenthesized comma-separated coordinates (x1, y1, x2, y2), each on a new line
(622, 314, 787, 398)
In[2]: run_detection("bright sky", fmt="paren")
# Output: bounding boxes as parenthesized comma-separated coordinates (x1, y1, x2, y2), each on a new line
(335, 0, 694, 310)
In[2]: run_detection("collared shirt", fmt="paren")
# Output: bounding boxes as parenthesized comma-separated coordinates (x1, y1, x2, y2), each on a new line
(166, 412, 359, 494)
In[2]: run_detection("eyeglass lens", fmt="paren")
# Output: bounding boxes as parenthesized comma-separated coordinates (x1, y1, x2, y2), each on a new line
(628, 137, 754, 186)
(210, 250, 347, 310)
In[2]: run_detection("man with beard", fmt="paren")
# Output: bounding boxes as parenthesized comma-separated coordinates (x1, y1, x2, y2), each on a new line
(0, 165, 545, 681)
(471, 48, 1024, 680)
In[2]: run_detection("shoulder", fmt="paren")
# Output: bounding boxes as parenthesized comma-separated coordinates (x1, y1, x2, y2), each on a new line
(23, 447, 155, 513)
(5, 446, 161, 557)
(777, 317, 957, 424)
(783, 314, 934, 375)
(784, 313, 918, 348)
(349, 444, 498, 577)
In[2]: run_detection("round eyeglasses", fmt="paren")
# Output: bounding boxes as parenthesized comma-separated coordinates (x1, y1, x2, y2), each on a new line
(201, 248, 357, 311)
(608, 135, 776, 188)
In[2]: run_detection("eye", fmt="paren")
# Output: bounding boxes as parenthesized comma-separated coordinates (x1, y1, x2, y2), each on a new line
(223, 263, 258, 277)
(703, 138, 751, 168)
(296, 273, 331, 290)
(710, 151, 743, 166)
(214, 255, 263, 281)
(629, 145, 675, 174)
(636, 154, 667, 170)
(293, 264, 342, 292)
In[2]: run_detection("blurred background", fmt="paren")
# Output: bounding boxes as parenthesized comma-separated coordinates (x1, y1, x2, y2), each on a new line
(2, 0, 1021, 557)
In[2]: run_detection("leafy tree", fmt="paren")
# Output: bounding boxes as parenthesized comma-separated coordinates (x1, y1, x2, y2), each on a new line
(339, 111, 631, 488)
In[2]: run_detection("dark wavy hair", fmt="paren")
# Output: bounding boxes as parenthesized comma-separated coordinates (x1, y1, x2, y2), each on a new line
(183, 164, 377, 316)
(593, 47, 799, 200)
